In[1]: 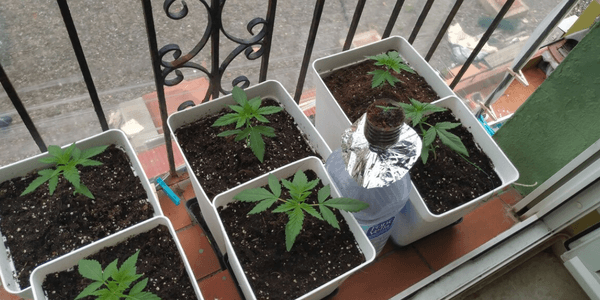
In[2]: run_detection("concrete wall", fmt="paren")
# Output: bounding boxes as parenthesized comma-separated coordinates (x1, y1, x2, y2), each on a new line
(493, 21, 600, 196)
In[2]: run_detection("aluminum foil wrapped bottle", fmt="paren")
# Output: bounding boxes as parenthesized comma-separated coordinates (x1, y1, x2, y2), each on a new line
(325, 99, 422, 255)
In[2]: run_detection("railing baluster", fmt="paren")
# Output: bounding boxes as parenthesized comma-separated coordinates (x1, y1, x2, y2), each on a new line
(259, 0, 277, 82)
(425, 0, 463, 62)
(450, 0, 515, 89)
(0, 63, 47, 153)
(141, 0, 177, 178)
(57, 0, 109, 131)
(342, 0, 367, 51)
(382, 0, 406, 39)
(294, 0, 326, 103)
(408, 0, 435, 44)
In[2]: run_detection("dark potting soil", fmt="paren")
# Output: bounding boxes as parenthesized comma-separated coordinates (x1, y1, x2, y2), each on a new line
(218, 170, 365, 300)
(323, 59, 440, 123)
(0, 145, 155, 288)
(175, 98, 320, 200)
(42, 225, 196, 300)
(409, 111, 502, 214)
(366, 99, 405, 129)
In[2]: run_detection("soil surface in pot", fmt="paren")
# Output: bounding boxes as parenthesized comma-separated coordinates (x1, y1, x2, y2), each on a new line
(218, 170, 365, 300)
(42, 225, 195, 299)
(366, 99, 405, 129)
(323, 58, 440, 123)
(0, 145, 154, 287)
(175, 98, 320, 200)
(410, 111, 502, 214)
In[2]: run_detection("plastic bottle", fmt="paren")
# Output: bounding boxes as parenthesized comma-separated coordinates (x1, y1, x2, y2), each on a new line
(324, 99, 420, 255)
(326, 148, 411, 254)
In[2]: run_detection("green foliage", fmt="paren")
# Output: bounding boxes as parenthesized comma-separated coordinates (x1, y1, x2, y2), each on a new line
(212, 86, 283, 163)
(366, 51, 415, 88)
(398, 99, 469, 164)
(234, 170, 369, 251)
(75, 250, 161, 300)
(21, 143, 108, 199)
(375, 105, 400, 113)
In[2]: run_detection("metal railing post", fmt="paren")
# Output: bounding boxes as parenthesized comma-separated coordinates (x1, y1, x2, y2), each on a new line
(294, 0, 326, 103)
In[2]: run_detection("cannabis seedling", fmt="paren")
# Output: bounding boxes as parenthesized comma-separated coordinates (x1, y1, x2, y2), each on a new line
(398, 99, 469, 164)
(366, 51, 415, 88)
(212, 86, 283, 162)
(21, 143, 107, 199)
(375, 105, 400, 114)
(75, 250, 160, 300)
(234, 170, 369, 251)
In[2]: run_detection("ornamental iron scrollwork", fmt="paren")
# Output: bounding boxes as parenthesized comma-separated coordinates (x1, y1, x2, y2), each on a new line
(158, 0, 275, 102)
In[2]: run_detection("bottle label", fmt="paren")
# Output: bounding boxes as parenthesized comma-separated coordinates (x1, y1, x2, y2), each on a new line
(363, 216, 395, 239)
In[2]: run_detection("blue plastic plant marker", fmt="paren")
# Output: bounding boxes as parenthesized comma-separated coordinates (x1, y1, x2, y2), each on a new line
(478, 115, 496, 136)
(156, 177, 180, 205)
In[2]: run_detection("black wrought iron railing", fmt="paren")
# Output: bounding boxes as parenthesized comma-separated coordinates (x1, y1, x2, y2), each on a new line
(0, 0, 577, 175)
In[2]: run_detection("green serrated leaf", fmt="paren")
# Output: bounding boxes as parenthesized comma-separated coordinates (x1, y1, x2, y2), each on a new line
(75, 184, 95, 199)
(319, 205, 339, 229)
(256, 105, 283, 115)
(234, 127, 252, 141)
(435, 122, 461, 130)
(131, 291, 161, 300)
(62, 166, 81, 189)
(268, 174, 281, 198)
(74, 281, 104, 300)
(252, 125, 276, 137)
(78, 259, 104, 282)
(285, 207, 304, 251)
(47, 145, 63, 158)
(421, 146, 430, 164)
(234, 187, 274, 202)
(20, 169, 54, 196)
(253, 113, 269, 123)
(317, 185, 330, 203)
(291, 170, 308, 186)
(216, 129, 242, 137)
(120, 251, 140, 277)
(436, 128, 469, 156)
(249, 129, 266, 162)
(212, 113, 240, 127)
(422, 126, 437, 148)
(39, 156, 59, 164)
(231, 86, 247, 106)
(103, 259, 119, 281)
(323, 198, 369, 212)
(48, 175, 59, 195)
(299, 203, 323, 220)
(248, 198, 278, 214)
(248, 96, 262, 111)
(228, 104, 245, 114)
(78, 158, 104, 167)
(272, 201, 297, 213)
(128, 278, 148, 297)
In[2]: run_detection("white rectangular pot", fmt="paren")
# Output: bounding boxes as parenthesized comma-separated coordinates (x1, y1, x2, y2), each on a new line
(312, 36, 456, 150)
(391, 96, 519, 246)
(211, 157, 375, 300)
(0, 129, 162, 299)
(30, 216, 203, 300)
(167, 80, 332, 254)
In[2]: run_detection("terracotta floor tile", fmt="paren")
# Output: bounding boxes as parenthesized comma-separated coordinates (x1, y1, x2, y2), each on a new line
(198, 269, 242, 300)
(158, 189, 192, 231)
(177, 225, 222, 280)
(414, 198, 516, 271)
(0, 286, 20, 300)
(498, 187, 524, 206)
(177, 178, 197, 202)
(332, 246, 432, 300)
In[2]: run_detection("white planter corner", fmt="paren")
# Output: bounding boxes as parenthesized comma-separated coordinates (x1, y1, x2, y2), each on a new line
(168, 80, 332, 254)
(312, 36, 456, 150)
(391, 96, 519, 246)
(30, 216, 203, 300)
(212, 157, 376, 300)
(0, 129, 162, 299)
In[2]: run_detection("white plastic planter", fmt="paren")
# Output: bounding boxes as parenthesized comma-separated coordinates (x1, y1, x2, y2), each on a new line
(168, 80, 332, 253)
(212, 157, 375, 300)
(390, 96, 519, 246)
(312, 36, 456, 150)
(30, 216, 204, 300)
(0, 129, 162, 299)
